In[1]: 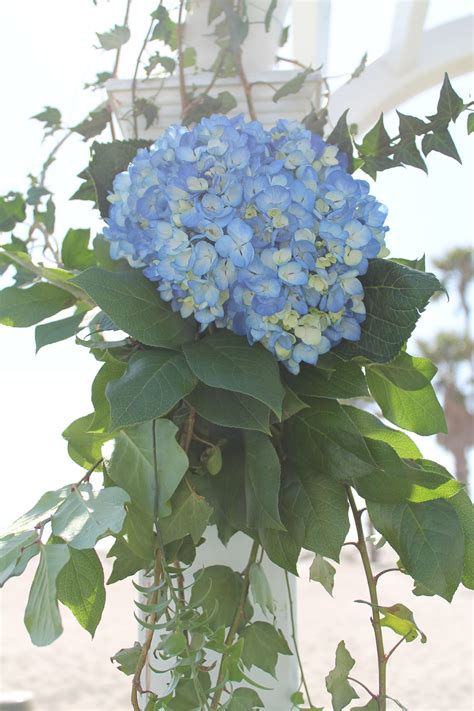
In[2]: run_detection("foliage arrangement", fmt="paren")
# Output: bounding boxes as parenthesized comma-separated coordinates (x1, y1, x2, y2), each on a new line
(1, 2, 473, 710)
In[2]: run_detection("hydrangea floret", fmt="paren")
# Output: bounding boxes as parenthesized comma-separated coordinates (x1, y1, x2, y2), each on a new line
(105, 114, 389, 373)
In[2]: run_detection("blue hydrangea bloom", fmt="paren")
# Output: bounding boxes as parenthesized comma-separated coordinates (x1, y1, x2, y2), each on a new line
(105, 114, 389, 373)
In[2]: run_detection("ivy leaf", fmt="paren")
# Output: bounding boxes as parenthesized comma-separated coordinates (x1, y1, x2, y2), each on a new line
(187, 384, 271, 434)
(105, 420, 188, 517)
(286, 360, 368, 400)
(183, 332, 285, 418)
(335, 259, 442, 363)
(342, 405, 421, 458)
(421, 129, 461, 163)
(96, 24, 131, 50)
(359, 114, 391, 157)
(0, 193, 26, 231)
(73, 107, 111, 141)
(61, 228, 95, 270)
(249, 563, 274, 615)
(51, 485, 130, 549)
(432, 73, 464, 124)
(62, 413, 111, 469)
(32, 106, 62, 129)
(241, 621, 291, 677)
(160, 481, 212, 545)
(56, 547, 105, 637)
(273, 68, 312, 103)
(0, 532, 38, 587)
(394, 139, 427, 173)
(111, 643, 142, 675)
(325, 641, 359, 711)
(366, 368, 447, 436)
(228, 688, 263, 710)
(73, 268, 195, 348)
(106, 350, 196, 429)
(327, 111, 354, 170)
(24, 543, 70, 646)
(285, 400, 377, 479)
(244, 432, 284, 530)
(258, 502, 303, 575)
(107, 537, 148, 584)
(190, 565, 251, 631)
(368, 498, 464, 601)
(0, 283, 75, 328)
(309, 554, 336, 596)
(182, 92, 238, 126)
(396, 111, 428, 138)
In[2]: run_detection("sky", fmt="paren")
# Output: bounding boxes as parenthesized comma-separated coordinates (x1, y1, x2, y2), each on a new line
(0, 0, 473, 525)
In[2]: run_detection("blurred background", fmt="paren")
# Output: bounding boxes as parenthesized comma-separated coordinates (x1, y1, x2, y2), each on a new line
(0, 1, 472, 709)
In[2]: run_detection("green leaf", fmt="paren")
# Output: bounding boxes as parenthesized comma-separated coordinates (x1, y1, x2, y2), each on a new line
(448, 488, 474, 589)
(187, 383, 270, 434)
(32, 106, 62, 129)
(356, 600, 426, 643)
(96, 24, 131, 50)
(182, 92, 238, 126)
(422, 129, 461, 163)
(287, 360, 368, 400)
(24, 543, 70, 646)
(359, 114, 391, 156)
(467, 113, 474, 135)
(105, 420, 188, 516)
(273, 68, 312, 103)
(183, 333, 285, 418)
(35, 310, 86, 352)
(351, 700, 378, 711)
(6, 487, 73, 535)
(284, 467, 350, 561)
(241, 621, 291, 677)
(160, 481, 212, 545)
(0, 283, 74, 327)
(0, 532, 38, 587)
(342, 405, 421, 458)
(244, 432, 284, 530)
(106, 350, 196, 429)
(26, 186, 50, 205)
(62, 413, 110, 469)
(285, 399, 377, 479)
(190, 565, 251, 631)
(123, 504, 155, 561)
(368, 499, 464, 600)
(56, 547, 105, 637)
(367, 352, 436, 390)
(61, 228, 95, 270)
(335, 259, 442, 362)
(280, 385, 309, 421)
(73, 107, 111, 141)
(134, 98, 160, 128)
(309, 554, 336, 596)
(73, 268, 195, 348)
(327, 110, 354, 169)
(228, 687, 263, 710)
(107, 537, 148, 584)
(182, 46, 196, 68)
(51, 485, 129, 549)
(0, 193, 26, 231)
(325, 641, 359, 711)
(366, 368, 447, 435)
(434, 73, 464, 124)
(258, 518, 302, 576)
(390, 255, 426, 271)
(90, 358, 127, 432)
(249, 563, 274, 615)
(264, 0, 277, 31)
(111, 643, 142, 675)
(394, 139, 427, 173)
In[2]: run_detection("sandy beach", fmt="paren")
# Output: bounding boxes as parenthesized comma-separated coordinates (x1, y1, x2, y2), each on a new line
(0, 547, 472, 711)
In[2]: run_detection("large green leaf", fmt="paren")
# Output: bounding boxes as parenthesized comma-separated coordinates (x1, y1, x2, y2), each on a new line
(24, 543, 70, 646)
(0, 532, 38, 587)
(5, 486, 72, 534)
(335, 259, 441, 362)
(107, 536, 149, 584)
(310, 554, 336, 596)
(35, 310, 87, 352)
(287, 360, 368, 400)
(325, 641, 359, 711)
(258, 511, 303, 576)
(368, 498, 464, 600)
(160, 481, 212, 545)
(284, 467, 349, 561)
(51, 485, 129, 549)
(367, 352, 436, 390)
(0, 283, 75, 327)
(186, 383, 271, 434)
(73, 268, 195, 348)
(244, 432, 284, 530)
(190, 565, 251, 631)
(106, 350, 196, 429)
(90, 358, 127, 432)
(56, 547, 105, 637)
(62, 413, 111, 469)
(182, 333, 285, 418)
(366, 368, 447, 435)
(228, 688, 263, 710)
(105, 420, 188, 517)
(342, 406, 421, 458)
(61, 228, 95, 270)
(285, 399, 377, 479)
(445, 487, 474, 589)
(241, 622, 291, 677)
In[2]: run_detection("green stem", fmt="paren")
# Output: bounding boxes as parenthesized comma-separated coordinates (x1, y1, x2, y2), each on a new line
(210, 539, 260, 709)
(346, 487, 386, 711)
(284, 571, 314, 707)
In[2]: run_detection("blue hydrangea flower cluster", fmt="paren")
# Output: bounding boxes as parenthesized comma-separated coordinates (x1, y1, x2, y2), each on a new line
(105, 114, 389, 373)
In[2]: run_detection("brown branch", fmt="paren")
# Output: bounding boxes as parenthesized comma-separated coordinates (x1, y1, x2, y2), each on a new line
(131, 18, 154, 139)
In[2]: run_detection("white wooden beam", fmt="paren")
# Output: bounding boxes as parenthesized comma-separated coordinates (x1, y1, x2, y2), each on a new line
(389, 0, 429, 74)
(292, 0, 331, 70)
